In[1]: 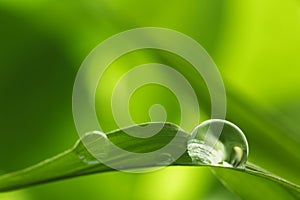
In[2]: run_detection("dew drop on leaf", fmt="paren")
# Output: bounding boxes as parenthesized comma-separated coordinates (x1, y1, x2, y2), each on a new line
(187, 119, 249, 169)
(77, 131, 109, 165)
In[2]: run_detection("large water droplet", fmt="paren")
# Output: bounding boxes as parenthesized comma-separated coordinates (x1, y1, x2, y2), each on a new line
(187, 119, 249, 168)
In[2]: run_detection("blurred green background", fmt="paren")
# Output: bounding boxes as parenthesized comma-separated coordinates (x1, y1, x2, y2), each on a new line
(0, 0, 299, 199)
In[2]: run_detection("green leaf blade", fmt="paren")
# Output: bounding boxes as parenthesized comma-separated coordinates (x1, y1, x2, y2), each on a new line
(0, 122, 299, 200)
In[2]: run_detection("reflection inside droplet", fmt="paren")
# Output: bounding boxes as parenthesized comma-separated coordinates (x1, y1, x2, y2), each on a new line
(187, 119, 249, 168)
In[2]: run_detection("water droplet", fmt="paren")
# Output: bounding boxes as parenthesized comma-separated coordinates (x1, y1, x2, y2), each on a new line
(187, 119, 249, 168)
(76, 131, 109, 165)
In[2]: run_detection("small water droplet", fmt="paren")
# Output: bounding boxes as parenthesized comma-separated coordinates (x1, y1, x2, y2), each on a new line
(77, 131, 109, 165)
(187, 119, 249, 168)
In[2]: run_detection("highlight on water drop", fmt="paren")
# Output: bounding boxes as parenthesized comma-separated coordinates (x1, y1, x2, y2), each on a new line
(187, 119, 249, 169)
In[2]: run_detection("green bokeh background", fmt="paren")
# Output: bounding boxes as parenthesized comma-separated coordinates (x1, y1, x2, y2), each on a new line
(0, 0, 299, 199)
